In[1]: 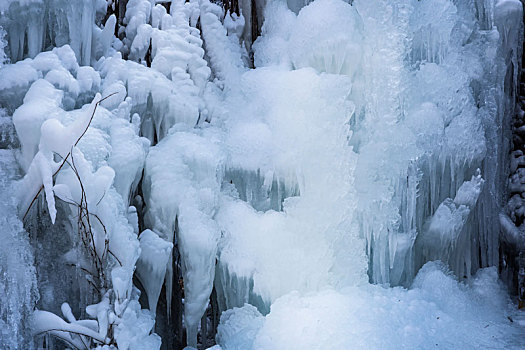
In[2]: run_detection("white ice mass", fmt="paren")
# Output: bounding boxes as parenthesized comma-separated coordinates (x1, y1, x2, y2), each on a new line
(1, 0, 525, 349)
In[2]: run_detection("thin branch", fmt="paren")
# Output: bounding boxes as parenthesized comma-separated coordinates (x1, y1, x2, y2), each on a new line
(67, 263, 98, 280)
(74, 92, 117, 148)
(107, 249, 123, 267)
(22, 92, 118, 221)
(35, 328, 106, 345)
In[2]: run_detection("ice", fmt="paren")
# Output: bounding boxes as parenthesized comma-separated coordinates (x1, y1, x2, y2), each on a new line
(0, 0, 111, 65)
(418, 172, 485, 267)
(212, 0, 525, 348)
(123, 0, 153, 55)
(199, 0, 247, 84)
(0, 149, 38, 350)
(0, 25, 7, 66)
(97, 54, 201, 141)
(252, 1, 296, 69)
(143, 129, 224, 347)
(346, 0, 519, 285)
(222, 168, 299, 212)
(218, 263, 518, 350)
(1, 0, 525, 348)
(0, 45, 100, 114)
(148, 2, 210, 92)
(215, 68, 367, 312)
(33, 309, 106, 344)
(217, 263, 524, 350)
(108, 115, 150, 205)
(289, 0, 363, 76)
(114, 299, 161, 350)
(7, 45, 158, 348)
(136, 229, 173, 313)
(93, 14, 117, 61)
(13, 79, 64, 171)
(409, 0, 458, 65)
(215, 304, 263, 350)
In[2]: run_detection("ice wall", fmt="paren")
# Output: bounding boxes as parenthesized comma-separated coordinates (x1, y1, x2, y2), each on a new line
(0, 145, 38, 350)
(349, 0, 522, 286)
(209, 0, 523, 315)
(0, 0, 112, 65)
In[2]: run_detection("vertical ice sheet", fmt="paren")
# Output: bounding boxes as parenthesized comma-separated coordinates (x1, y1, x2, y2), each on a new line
(0, 0, 110, 65)
(349, 0, 522, 285)
(0, 147, 38, 350)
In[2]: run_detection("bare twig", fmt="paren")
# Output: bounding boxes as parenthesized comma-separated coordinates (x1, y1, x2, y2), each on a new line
(107, 249, 123, 267)
(22, 92, 118, 221)
(29, 93, 122, 349)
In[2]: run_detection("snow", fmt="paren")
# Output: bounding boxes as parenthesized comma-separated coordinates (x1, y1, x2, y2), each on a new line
(289, 0, 363, 76)
(218, 263, 524, 350)
(215, 304, 264, 350)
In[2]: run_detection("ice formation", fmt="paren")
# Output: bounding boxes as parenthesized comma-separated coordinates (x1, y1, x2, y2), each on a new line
(1, 0, 525, 349)
(0, 148, 38, 350)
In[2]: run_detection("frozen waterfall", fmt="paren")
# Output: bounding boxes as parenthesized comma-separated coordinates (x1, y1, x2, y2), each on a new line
(1, 0, 525, 349)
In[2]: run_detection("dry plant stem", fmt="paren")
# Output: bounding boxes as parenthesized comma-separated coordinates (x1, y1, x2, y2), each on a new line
(34, 328, 105, 346)
(54, 150, 116, 285)
(22, 92, 118, 221)
(24, 93, 120, 348)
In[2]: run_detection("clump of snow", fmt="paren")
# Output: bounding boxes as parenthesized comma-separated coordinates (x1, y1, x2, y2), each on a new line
(252, 1, 296, 68)
(215, 304, 264, 350)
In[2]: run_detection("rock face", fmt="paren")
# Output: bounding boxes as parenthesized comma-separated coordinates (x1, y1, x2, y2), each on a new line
(502, 0, 525, 307)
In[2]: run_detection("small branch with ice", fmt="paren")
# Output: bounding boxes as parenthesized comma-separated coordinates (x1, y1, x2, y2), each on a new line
(33, 304, 106, 349)
(20, 92, 117, 222)
(17, 92, 154, 348)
